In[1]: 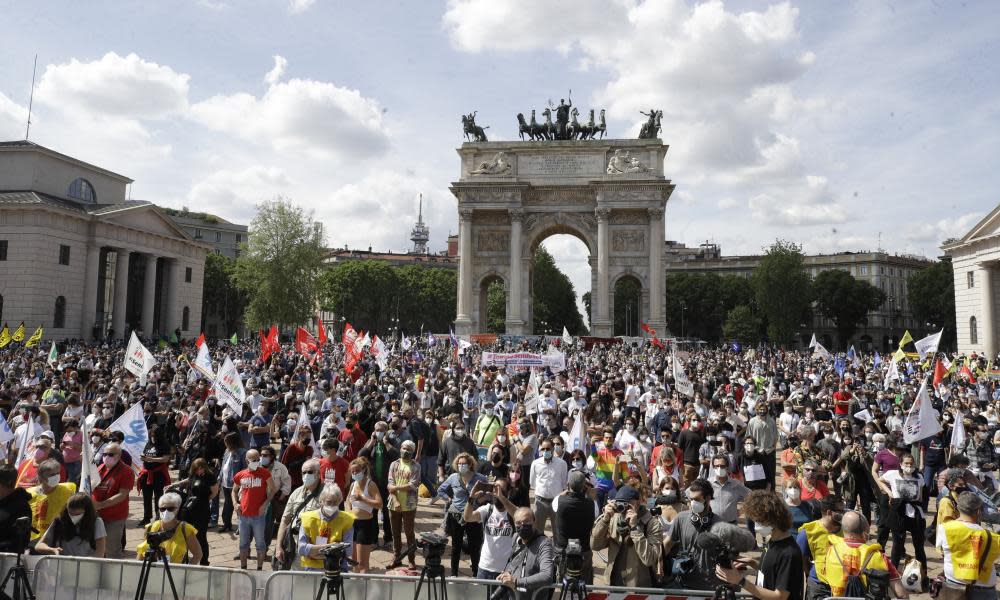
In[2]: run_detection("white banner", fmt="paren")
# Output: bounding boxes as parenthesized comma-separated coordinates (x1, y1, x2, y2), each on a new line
(109, 403, 149, 469)
(124, 331, 156, 386)
(79, 415, 101, 493)
(214, 355, 246, 415)
(672, 349, 694, 398)
(812, 341, 832, 361)
(950, 409, 966, 452)
(481, 351, 566, 371)
(194, 343, 214, 380)
(562, 327, 573, 346)
(883, 359, 900, 391)
(914, 329, 944, 361)
(903, 379, 942, 444)
(372, 335, 388, 370)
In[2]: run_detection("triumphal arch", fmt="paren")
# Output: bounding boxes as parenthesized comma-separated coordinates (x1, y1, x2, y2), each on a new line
(451, 110, 675, 336)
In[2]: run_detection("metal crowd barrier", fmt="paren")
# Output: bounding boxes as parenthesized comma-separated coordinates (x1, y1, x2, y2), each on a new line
(32, 555, 256, 600)
(529, 583, 755, 600)
(263, 571, 501, 600)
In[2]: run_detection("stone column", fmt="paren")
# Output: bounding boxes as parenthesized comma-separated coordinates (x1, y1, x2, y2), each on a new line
(647, 207, 666, 334)
(981, 264, 996, 359)
(141, 254, 158, 338)
(80, 245, 101, 340)
(455, 208, 475, 335)
(111, 249, 130, 341)
(593, 208, 612, 337)
(163, 259, 180, 334)
(507, 209, 524, 334)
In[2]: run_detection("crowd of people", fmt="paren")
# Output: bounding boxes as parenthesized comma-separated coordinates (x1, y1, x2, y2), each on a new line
(0, 332, 998, 599)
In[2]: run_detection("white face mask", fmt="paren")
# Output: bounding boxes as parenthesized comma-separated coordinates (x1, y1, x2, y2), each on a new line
(713, 467, 727, 479)
(321, 505, 338, 518)
(902, 465, 915, 475)
(69, 513, 84, 525)
(755, 522, 773, 538)
(160, 509, 177, 522)
(303, 473, 318, 487)
(689, 500, 706, 514)
(46, 474, 61, 488)
(248, 460, 261, 471)
(786, 487, 801, 501)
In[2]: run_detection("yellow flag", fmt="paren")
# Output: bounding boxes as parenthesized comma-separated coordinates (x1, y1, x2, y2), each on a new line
(0, 325, 9, 349)
(892, 349, 906, 363)
(25, 326, 43, 348)
(11, 322, 25, 343)
(897, 330, 913, 350)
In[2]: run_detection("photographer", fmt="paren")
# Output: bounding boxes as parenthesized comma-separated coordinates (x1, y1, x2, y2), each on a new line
(661, 478, 756, 590)
(495, 508, 554, 599)
(136, 491, 203, 564)
(297, 486, 355, 572)
(591, 483, 662, 587)
(0, 465, 31, 553)
(715, 490, 803, 600)
(464, 477, 517, 580)
(553, 471, 597, 583)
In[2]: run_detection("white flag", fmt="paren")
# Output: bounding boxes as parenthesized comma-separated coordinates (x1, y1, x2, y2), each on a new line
(79, 415, 101, 493)
(524, 369, 540, 415)
(47, 341, 58, 367)
(297, 402, 320, 458)
(903, 379, 942, 444)
(13, 417, 41, 468)
(950, 410, 966, 452)
(372, 335, 389, 370)
(672, 349, 694, 398)
(813, 342, 832, 361)
(562, 327, 573, 346)
(193, 342, 214, 380)
(109, 402, 148, 469)
(941, 355, 953, 371)
(853, 409, 873, 422)
(214, 355, 246, 415)
(0, 412, 14, 461)
(883, 359, 900, 391)
(401, 334, 412, 351)
(808, 333, 818, 348)
(124, 331, 156, 387)
(568, 414, 588, 453)
(914, 329, 944, 361)
(457, 338, 472, 356)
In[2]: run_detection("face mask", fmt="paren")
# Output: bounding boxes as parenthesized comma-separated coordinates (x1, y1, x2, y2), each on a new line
(713, 467, 727, 479)
(160, 509, 177, 522)
(248, 460, 261, 471)
(785, 488, 801, 501)
(261, 457, 272, 467)
(45, 474, 60, 487)
(103, 455, 119, 467)
(755, 522, 773, 538)
(517, 523, 534, 540)
(744, 445, 755, 455)
(554, 445, 564, 454)
(453, 429, 465, 439)
(303, 473, 318, 486)
(375, 431, 385, 440)
(496, 435, 507, 444)
(35, 448, 48, 460)
(542, 450, 553, 460)
(402, 450, 414, 460)
(91, 436, 102, 446)
(902, 466, 915, 475)
(875, 442, 886, 451)
(573, 460, 584, 470)
(689, 500, 706, 514)
(321, 505, 338, 518)
(671, 423, 680, 431)
(102, 409, 112, 418)
(457, 464, 470, 474)
(352, 471, 365, 481)
(626, 424, 635, 433)
(425, 417, 434, 424)
(69, 513, 84, 525)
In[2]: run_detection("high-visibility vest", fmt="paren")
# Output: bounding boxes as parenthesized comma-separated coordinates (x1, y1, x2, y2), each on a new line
(820, 538, 889, 597)
(801, 519, 841, 581)
(939, 520, 1000, 585)
(299, 509, 356, 570)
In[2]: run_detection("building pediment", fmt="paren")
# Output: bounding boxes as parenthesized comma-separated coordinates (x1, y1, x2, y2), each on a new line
(945, 202, 1000, 251)
(98, 204, 195, 242)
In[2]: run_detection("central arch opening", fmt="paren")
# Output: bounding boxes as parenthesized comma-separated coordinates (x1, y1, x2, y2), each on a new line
(613, 275, 642, 336)
(530, 233, 591, 335)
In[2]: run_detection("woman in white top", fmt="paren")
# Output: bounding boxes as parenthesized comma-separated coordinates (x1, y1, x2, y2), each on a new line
(876, 452, 927, 588)
(345, 457, 382, 573)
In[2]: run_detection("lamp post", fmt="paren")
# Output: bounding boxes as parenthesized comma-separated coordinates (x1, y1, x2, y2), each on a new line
(680, 301, 687, 340)
(625, 304, 632, 337)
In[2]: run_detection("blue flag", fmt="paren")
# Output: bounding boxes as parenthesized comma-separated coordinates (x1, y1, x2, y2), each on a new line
(427, 332, 436, 347)
(873, 352, 882, 369)
(731, 341, 742, 353)
(834, 356, 846, 378)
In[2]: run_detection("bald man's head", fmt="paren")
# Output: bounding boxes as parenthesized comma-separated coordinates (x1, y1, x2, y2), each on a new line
(841, 511, 868, 539)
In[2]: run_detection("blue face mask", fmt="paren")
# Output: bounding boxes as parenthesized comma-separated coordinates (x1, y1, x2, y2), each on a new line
(352, 472, 364, 482)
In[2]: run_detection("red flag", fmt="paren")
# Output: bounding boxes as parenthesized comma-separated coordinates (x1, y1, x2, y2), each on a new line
(651, 337, 664, 348)
(933, 359, 946, 387)
(641, 322, 655, 336)
(317, 316, 328, 346)
(195, 332, 205, 348)
(295, 327, 319, 356)
(260, 327, 276, 363)
(959, 364, 977, 383)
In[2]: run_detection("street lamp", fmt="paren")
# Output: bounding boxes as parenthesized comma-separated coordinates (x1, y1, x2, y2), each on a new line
(680, 301, 687, 339)
(625, 304, 632, 337)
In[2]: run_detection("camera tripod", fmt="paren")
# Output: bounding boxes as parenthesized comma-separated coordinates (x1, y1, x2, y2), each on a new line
(314, 564, 346, 600)
(712, 583, 737, 600)
(413, 558, 448, 600)
(0, 552, 35, 600)
(133, 543, 179, 600)
(558, 574, 586, 600)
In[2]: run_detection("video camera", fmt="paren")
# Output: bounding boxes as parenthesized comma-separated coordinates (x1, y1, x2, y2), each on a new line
(695, 532, 738, 569)
(415, 532, 447, 566)
(563, 538, 584, 578)
(144, 527, 174, 549)
(320, 541, 353, 573)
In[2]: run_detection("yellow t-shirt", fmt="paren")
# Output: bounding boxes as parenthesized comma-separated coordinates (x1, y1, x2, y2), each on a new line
(29, 482, 77, 540)
(136, 521, 198, 564)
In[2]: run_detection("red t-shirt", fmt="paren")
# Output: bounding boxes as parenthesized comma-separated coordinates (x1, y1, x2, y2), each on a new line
(233, 467, 272, 517)
(93, 462, 136, 522)
(319, 456, 350, 495)
(338, 427, 367, 461)
(799, 478, 829, 502)
(832, 391, 852, 415)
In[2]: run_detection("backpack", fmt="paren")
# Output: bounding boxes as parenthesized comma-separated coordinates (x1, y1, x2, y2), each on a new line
(842, 550, 879, 598)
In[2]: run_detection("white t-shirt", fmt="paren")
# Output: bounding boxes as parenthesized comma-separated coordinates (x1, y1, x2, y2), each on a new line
(476, 504, 516, 572)
(778, 412, 799, 433)
(882, 470, 923, 518)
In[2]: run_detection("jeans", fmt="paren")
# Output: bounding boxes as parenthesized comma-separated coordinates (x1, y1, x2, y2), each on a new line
(221, 486, 235, 528)
(239, 514, 268, 552)
(419, 456, 438, 496)
(446, 512, 483, 576)
(140, 473, 166, 523)
(890, 513, 927, 568)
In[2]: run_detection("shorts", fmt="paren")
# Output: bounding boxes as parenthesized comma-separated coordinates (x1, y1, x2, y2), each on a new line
(353, 517, 378, 545)
(239, 514, 267, 552)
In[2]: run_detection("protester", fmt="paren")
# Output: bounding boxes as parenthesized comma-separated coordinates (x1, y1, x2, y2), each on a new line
(297, 486, 355, 572)
(233, 448, 276, 570)
(28, 459, 77, 544)
(34, 493, 106, 557)
(168, 457, 218, 565)
(495, 507, 554, 598)
(345, 456, 381, 573)
(92, 442, 133, 559)
(935, 491, 1000, 599)
(275, 458, 324, 569)
(591, 482, 662, 587)
(136, 491, 203, 565)
(817, 511, 908, 599)
(464, 477, 518, 580)
(436, 452, 486, 576)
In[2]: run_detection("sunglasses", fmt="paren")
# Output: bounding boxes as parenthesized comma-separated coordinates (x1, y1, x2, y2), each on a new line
(159, 505, 179, 511)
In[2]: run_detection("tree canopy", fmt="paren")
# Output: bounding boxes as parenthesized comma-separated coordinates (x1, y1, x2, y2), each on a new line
(723, 305, 763, 344)
(201, 252, 248, 337)
(234, 198, 326, 329)
(752, 240, 812, 345)
(812, 269, 886, 348)
(531, 246, 587, 335)
(664, 273, 755, 341)
(908, 259, 956, 349)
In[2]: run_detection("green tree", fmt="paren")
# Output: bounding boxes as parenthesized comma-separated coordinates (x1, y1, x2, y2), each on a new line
(531, 246, 586, 335)
(664, 273, 755, 341)
(234, 198, 326, 329)
(908, 259, 956, 349)
(201, 252, 248, 336)
(486, 281, 506, 333)
(723, 305, 762, 344)
(752, 240, 812, 345)
(582, 292, 592, 325)
(614, 277, 641, 335)
(812, 269, 886, 348)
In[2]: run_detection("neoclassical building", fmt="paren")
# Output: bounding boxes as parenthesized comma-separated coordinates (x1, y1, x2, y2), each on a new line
(943, 203, 1000, 359)
(0, 140, 209, 342)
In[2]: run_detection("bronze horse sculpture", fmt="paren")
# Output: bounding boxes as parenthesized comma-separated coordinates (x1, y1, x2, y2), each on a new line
(517, 110, 552, 141)
(462, 111, 489, 142)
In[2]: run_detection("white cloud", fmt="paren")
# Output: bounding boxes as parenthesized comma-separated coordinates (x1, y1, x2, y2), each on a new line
(288, 0, 316, 14)
(902, 212, 980, 247)
(185, 166, 292, 222)
(0, 92, 28, 140)
(35, 52, 189, 119)
(748, 175, 848, 226)
(190, 59, 390, 160)
(264, 55, 287, 86)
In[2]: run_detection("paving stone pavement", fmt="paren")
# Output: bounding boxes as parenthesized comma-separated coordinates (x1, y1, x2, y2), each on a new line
(121, 488, 947, 600)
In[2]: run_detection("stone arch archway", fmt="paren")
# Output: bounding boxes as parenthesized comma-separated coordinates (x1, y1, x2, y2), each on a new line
(611, 271, 645, 336)
(476, 270, 507, 334)
(451, 139, 675, 336)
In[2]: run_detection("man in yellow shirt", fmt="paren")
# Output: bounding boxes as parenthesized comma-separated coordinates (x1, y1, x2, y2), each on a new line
(28, 460, 76, 543)
(819, 511, 908, 599)
(936, 492, 1000, 600)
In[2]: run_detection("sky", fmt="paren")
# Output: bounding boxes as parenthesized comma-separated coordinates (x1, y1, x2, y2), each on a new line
(1, 0, 997, 322)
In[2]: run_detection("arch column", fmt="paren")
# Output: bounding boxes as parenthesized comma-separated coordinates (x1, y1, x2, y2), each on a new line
(455, 208, 474, 335)
(80, 245, 101, 340)
(592, 208, 612, 337)
(506, 209, 525, 335)
(647, 207, 666, 336)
